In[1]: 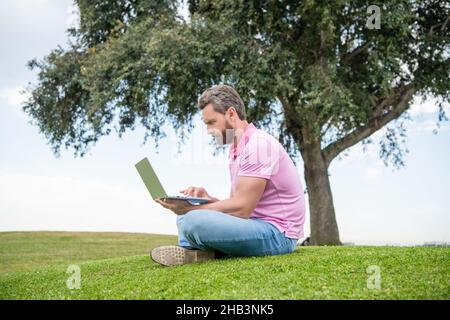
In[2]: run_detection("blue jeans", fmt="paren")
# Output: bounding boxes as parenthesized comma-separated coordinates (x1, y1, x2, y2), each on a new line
(176, 209, 298, 257)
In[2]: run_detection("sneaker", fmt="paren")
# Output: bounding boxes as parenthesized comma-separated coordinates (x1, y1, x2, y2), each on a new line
(300, 237, 311, 246)
(150, 245, 216, 266)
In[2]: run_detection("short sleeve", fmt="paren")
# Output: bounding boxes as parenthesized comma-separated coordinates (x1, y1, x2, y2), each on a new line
(237, 136, 280, 179)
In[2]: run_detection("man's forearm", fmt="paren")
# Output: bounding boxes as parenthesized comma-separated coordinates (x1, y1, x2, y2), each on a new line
(193, 197, 250, 219)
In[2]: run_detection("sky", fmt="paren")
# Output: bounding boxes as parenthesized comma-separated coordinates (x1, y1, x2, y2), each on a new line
(0, 0, 449, 245)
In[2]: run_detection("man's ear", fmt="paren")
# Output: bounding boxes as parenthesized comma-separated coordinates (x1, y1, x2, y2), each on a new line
(227, 107, 237, 121)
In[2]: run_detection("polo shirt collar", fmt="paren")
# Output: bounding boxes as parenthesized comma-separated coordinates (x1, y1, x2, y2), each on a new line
(229, 123, 257, 160)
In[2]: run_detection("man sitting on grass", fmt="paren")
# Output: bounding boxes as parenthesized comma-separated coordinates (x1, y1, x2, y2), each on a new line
(152, 84, 305, 266)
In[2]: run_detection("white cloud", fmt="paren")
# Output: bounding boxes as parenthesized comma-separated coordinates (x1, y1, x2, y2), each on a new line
(66, 2, 80, 29)
(0, 169, 178, 236)
(331, 141, 384, 180)
(411, 119, 449, 133)
(406, 97, 449, 134)
(0, 86, 27, 109)
(409, 96, 449, 116)
(365, 165, 383, 180)
(333, 134, 382, 166)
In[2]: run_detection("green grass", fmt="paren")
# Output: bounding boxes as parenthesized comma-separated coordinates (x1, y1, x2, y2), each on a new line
(0, 232, 449, 299)
(0, 231, 177, 273)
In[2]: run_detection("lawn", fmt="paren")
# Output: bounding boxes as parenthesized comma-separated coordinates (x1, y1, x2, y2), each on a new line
(0, 231, 448, 299)
(0, 231, 178, 273)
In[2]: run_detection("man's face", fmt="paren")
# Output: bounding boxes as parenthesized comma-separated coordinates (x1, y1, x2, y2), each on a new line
(202, 103, 233, 145)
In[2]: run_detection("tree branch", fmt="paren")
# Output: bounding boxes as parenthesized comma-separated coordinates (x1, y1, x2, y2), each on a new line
(277, 95, 304, 146)
(428, 16, 450, 36)
(319, 30, 327, 65)
(341, 42, 370, 64)
(322, 83, 416, 166)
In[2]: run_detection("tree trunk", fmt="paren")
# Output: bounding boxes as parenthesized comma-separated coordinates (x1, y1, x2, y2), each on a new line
(301, 141, 341, 245)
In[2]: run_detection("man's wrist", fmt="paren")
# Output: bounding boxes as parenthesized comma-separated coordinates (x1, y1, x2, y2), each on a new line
(193, 202, 211, 211)
(209, 197, 220, 203)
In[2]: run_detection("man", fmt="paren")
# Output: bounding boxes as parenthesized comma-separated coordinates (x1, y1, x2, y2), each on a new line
(152, 84, 305, 266)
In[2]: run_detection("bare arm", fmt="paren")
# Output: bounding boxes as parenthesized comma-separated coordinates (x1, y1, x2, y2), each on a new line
(195, 176, 267, 219)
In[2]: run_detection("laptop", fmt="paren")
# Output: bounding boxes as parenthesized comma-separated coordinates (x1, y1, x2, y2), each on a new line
(135, 157, 212, 205)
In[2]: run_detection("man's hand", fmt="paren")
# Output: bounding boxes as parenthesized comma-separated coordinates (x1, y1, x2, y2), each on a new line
(155, 198, 195, 215)
(172, 177, 267, 219)
(180, 186, 219, 202)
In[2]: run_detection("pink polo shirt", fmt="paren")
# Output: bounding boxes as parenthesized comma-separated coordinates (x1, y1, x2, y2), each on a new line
(229, 123, 305, 239)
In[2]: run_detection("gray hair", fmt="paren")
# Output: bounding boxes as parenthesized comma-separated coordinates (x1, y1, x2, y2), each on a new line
(198, 84, 246, 120)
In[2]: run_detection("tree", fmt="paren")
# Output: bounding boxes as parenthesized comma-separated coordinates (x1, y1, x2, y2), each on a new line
(24, 0, 449, 245)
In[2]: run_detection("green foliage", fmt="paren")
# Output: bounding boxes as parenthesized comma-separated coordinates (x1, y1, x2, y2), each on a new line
(72, 0, 179, 46)
(24, 0, 449, 164)
(25, 45, 95, 156)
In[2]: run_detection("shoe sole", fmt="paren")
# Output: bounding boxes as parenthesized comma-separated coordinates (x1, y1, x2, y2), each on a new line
(150, 246, 215, 266)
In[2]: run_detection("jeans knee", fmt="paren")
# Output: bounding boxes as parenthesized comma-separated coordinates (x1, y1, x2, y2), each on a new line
(176, 214, 185, 229)
(180, 210, 209, 238)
